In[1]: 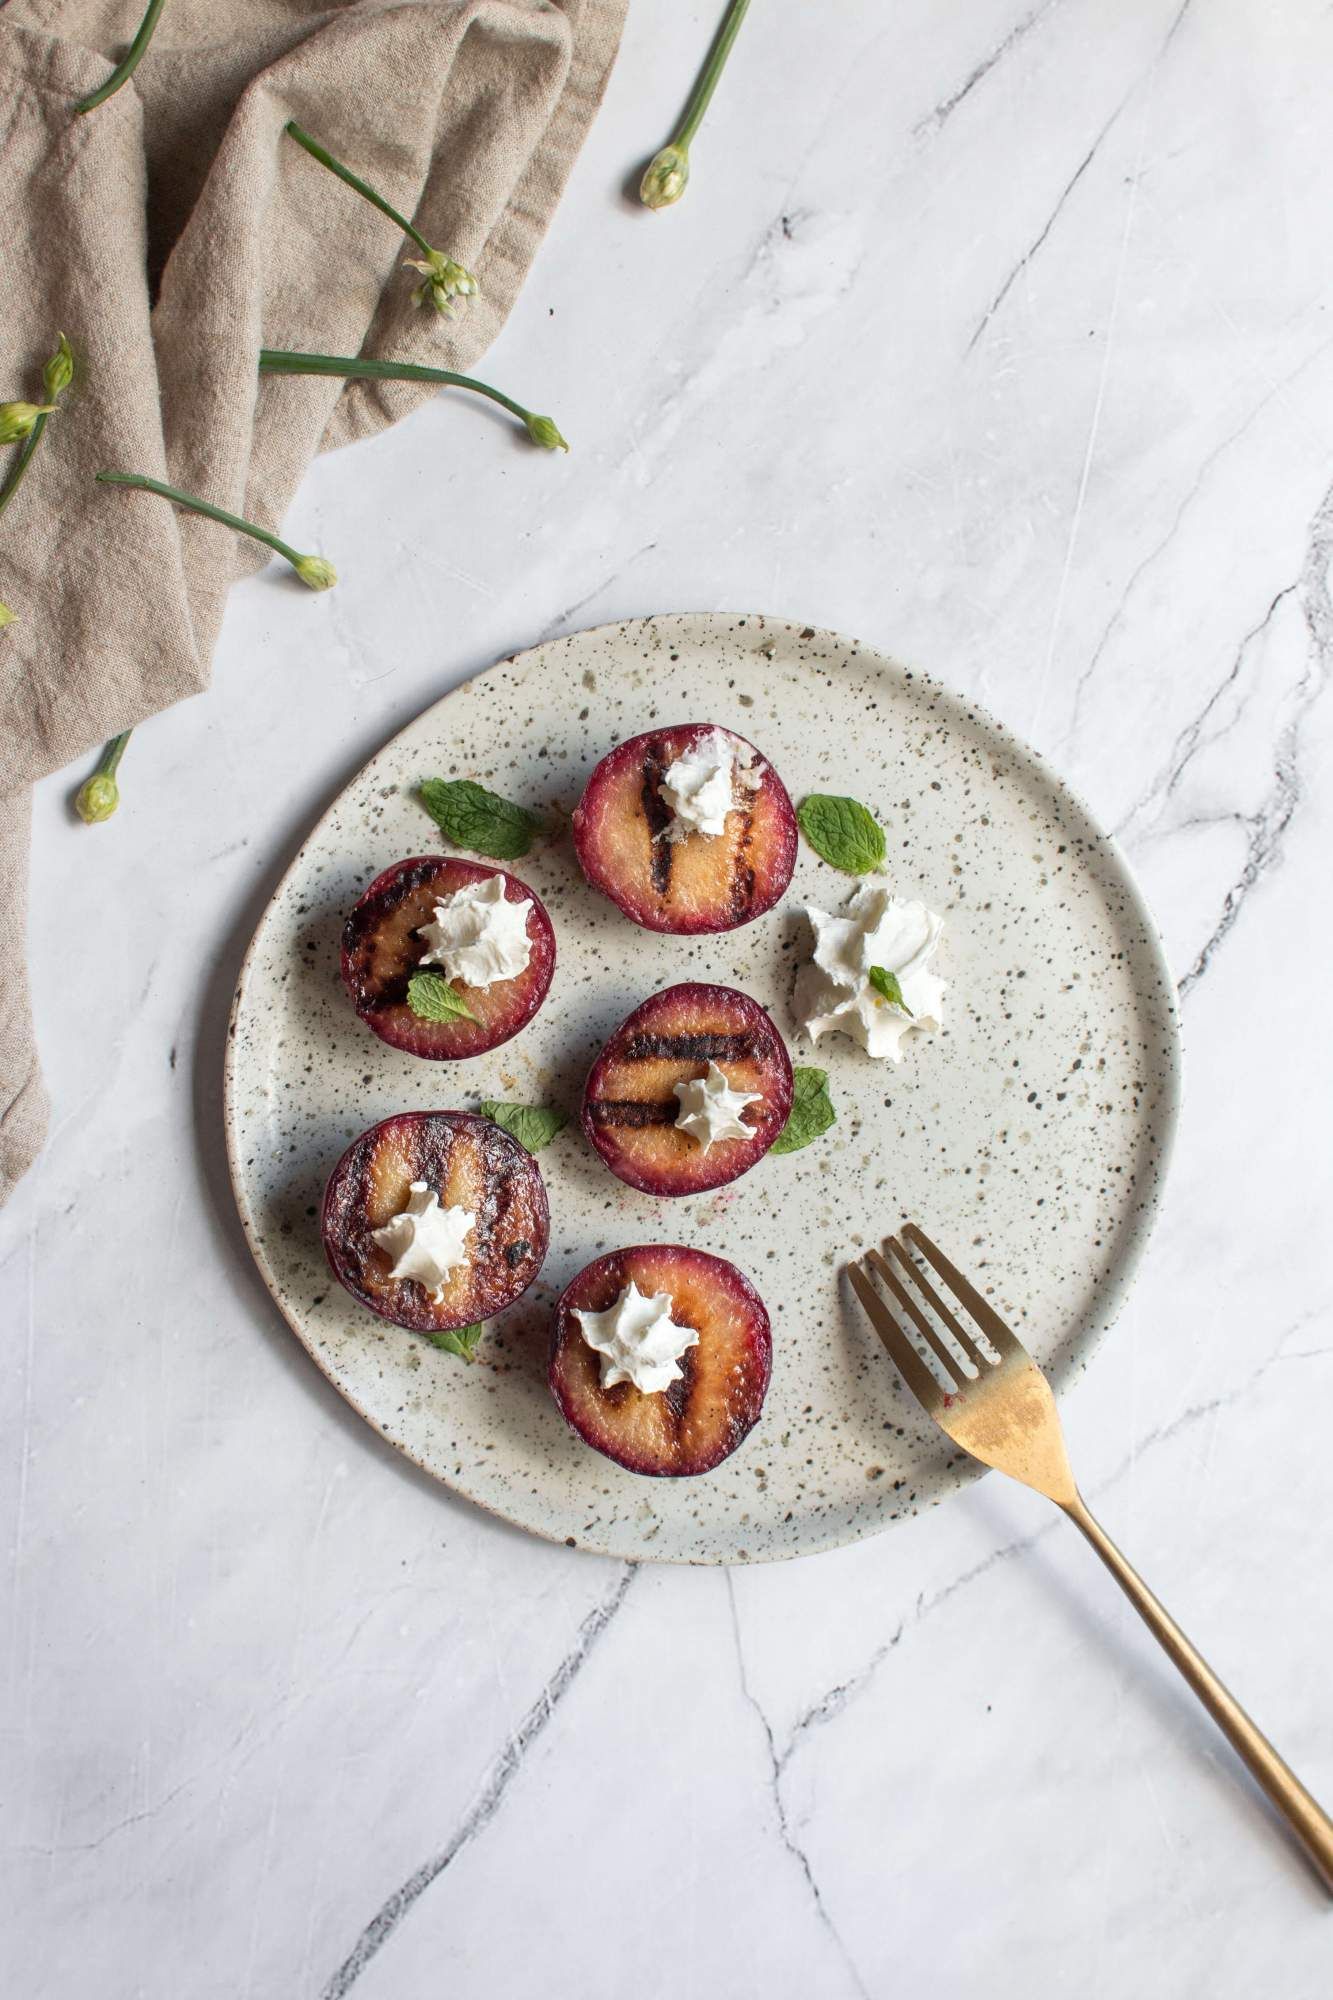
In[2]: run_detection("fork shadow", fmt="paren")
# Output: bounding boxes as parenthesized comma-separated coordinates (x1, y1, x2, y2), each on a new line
(968, 1476, 1332, 1902)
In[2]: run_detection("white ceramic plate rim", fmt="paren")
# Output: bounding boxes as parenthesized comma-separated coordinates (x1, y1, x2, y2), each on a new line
(223, 615, 1182, 1563)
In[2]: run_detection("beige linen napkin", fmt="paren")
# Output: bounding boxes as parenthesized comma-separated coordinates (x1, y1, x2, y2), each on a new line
(0, 0, 625, 1203)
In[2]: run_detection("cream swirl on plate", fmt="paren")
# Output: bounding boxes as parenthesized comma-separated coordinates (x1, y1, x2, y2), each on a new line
(659, 728, 762, 840)
(573, 1280, 700, 1394)
(795, 883, 947, 1061)
(418, 872, 532, 987)
(371, 1183, 475, 1301)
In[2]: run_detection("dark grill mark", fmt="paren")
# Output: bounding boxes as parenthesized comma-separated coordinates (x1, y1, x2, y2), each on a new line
(470, 1143, 505, 1294)
(343, 858, 451, 1013)
(344, 1143, 382, 1271)
(348, 859, 440, 938)
(469, 1127, 541, 1291)
(345, 1119, 460, 1288)
(728, 804, 756, 922)
(640, 745, 674, 897)
(663, 1341, 697, 1423)
(415, 1118, 461, 1195)
(621, 1031, 756, 1063)
(362, 976, 411, 1013)
(586, 1099, 678, 1129)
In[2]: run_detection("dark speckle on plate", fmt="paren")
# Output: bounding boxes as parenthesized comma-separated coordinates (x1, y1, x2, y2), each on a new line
(224, 614, 1180, 1566)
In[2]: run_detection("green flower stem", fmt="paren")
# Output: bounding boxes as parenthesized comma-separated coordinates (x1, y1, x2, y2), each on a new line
(257, 349, 567, 448)
(74, 0, 170, 115)
(94, 730, 130, 783)
(259, 347, 523, 420)
(0, 412, 49, 523)
(285, 120, 432, 258)
(0, 339, 75, 517)
(672, 0, 751, 150)
(95, 470, 311, 569)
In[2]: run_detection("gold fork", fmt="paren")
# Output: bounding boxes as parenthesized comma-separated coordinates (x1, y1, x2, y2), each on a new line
(848, 1223, 1333, 1890)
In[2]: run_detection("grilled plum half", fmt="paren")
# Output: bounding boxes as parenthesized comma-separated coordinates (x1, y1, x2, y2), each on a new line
(549, 1245, 772, 1476)
(572, 723, 797, 933)
(321, 1111, 548, 1333)
(341, 855, 555, 1060)
(582, 983, 793, 1197)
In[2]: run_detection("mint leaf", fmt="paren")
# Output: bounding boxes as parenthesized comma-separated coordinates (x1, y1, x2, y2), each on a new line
(407, 971, 476, 1023)
(419, 777, 542, 860)
(796, 794, 886, 874)
(481, 1101, 568, 1154)
(868, 965, 913, 1015)
(427, 1323, 484, 1361)
(770, 1066, 836, 1155)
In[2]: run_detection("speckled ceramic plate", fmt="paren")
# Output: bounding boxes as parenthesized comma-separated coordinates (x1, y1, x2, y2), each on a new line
(225, 615, 1180, 1563)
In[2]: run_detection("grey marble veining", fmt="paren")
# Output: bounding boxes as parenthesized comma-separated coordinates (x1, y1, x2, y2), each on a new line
(4, 3, 1332, 1995)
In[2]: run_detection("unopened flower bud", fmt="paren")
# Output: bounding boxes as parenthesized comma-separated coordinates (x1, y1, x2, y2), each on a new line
(0, 402, 57, 445)
(525, 414, 568, 452)
(76, 773, 119, 823)
(43, 334, 75, 402)
(292, 553, 337, 591)
(639, 144, 690, 210)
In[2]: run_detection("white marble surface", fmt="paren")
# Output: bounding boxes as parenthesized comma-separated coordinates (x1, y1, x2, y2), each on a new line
(5, 2, 1333, 1992)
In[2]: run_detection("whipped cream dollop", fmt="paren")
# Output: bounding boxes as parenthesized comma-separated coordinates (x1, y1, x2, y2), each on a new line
(573, 1280, 700, 1394)
(794, 883, 947, 1062)
(673, 1060, 761, 1150)
(660, 728, 761, 840)
(371, 1183, 475, 1302)
(418, 873, 532, 988)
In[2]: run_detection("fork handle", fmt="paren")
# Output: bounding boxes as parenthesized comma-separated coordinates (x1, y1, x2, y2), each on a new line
(1062, 1491, 1333, 1890)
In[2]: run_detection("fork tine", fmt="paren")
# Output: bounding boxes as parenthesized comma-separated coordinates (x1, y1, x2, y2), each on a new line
(884, 1235, 989, 1371)
(902, 1223, 1024, 1359)
(865, 1246, 969, 1383)
(847, 1263, 945, 1415)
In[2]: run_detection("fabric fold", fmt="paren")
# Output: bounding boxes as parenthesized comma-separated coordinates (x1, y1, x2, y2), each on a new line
(0, 0, 626, 1204)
